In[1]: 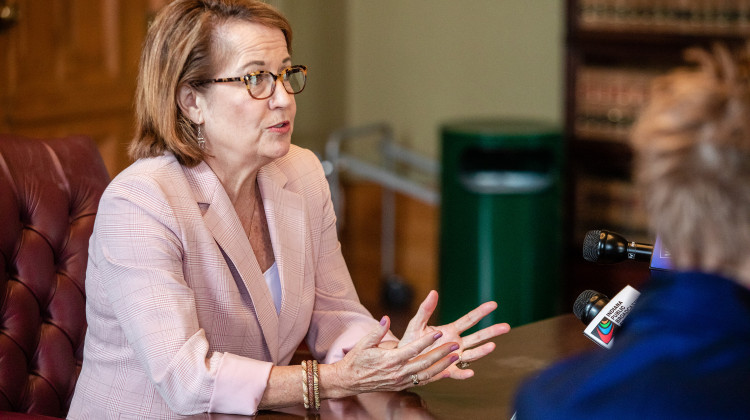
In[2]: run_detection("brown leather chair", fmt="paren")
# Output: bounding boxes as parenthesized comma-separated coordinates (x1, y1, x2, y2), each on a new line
(0, 134, 110, 418)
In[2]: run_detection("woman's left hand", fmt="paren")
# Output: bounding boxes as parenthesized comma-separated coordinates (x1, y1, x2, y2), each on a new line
(397, 290, 511, 379)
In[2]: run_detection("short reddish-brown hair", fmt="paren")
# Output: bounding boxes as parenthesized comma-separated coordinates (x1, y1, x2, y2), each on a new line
(130, 0, 292, 167)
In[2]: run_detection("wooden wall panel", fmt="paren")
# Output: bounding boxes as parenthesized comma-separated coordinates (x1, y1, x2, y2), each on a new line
(0, 0, 148, 176)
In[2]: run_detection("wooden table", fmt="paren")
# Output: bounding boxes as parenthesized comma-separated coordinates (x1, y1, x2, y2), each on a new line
(187, 314, 597, 419)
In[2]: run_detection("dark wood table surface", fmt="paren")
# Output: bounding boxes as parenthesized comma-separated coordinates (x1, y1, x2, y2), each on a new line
(188, 313, 597, 419)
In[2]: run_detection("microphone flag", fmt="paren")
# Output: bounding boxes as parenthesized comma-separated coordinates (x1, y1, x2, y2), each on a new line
(583, 285, 640, 349)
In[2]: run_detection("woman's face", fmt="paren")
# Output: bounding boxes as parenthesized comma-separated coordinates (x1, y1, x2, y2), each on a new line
(199, 20, 296, 170)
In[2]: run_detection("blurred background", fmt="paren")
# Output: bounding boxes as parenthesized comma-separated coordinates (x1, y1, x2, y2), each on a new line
(277, 0, 564, 327)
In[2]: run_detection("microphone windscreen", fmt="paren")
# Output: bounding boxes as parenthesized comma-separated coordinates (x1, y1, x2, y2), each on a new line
(582, 229, 601, 262)
(573, 289, 598, 320)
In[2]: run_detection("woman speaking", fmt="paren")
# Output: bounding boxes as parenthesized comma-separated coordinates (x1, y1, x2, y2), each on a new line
(67, 1, 509, 418)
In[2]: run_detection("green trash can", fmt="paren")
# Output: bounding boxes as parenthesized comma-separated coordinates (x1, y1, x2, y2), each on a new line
(439, 118, 563, 328)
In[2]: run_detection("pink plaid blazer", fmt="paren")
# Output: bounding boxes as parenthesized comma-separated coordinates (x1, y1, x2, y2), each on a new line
(68, 146, 380, 418)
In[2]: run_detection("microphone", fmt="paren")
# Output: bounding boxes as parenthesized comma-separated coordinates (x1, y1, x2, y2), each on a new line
(573, 286, 640, 349)
(573, 289, 610, 324)
(583, 229, 653, 264)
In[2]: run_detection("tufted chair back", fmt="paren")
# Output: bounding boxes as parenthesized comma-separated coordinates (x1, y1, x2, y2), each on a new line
(0, 134, 110, 418)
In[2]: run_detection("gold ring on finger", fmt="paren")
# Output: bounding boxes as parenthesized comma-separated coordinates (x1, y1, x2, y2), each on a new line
(456, 353, 471, 370)
(411, 374, 420, 385)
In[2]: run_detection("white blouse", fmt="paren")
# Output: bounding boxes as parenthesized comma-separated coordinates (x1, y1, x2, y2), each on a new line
(263, 261, 282, 315)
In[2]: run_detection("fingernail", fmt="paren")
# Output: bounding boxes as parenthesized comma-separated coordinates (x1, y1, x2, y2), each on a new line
(450, 355, 459, 363)
(380, 316, 387, 326)
(450, 344, 459, 351)
(433, 332, 443, 340)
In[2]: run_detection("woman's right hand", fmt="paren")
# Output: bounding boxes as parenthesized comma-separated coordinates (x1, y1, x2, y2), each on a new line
(325, 316, 460, 398)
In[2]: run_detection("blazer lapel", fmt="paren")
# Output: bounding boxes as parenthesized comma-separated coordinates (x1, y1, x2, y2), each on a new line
(257, 162, 307, 350)
(183, 162, 281, 362)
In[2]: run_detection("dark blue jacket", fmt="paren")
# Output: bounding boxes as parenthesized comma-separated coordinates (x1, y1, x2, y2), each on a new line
(514, 270, 750, 419)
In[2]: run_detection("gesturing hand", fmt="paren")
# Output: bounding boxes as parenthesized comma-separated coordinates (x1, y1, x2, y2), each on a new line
(331, 316, 460, 396)
(398, 290, 511, 379)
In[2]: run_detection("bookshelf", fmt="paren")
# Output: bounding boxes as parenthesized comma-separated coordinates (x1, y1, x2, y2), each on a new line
(564, 0, 750, 302)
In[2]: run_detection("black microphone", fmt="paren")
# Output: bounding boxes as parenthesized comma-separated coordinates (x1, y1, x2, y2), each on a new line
(582, 229, 653, 264)
(573, 289, 610, 324)
(573, 286, 640, 348)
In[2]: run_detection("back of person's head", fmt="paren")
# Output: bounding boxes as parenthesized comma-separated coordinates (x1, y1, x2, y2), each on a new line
(130, 0, 292, 167)
(631, 43, 750, 285)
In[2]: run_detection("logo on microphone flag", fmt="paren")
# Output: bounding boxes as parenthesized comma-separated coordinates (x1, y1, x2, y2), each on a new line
(582, 285, 639, 349)
(589, 317, 617, 345)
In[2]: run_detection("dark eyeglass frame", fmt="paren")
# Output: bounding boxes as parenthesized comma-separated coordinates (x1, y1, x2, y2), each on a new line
(195, 65, 307, 100)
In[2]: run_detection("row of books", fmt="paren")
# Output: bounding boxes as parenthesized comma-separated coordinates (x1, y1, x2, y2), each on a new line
(578, 0, 750, 34)
(574, 175, 651, 245)
(574, 66, 662, 143)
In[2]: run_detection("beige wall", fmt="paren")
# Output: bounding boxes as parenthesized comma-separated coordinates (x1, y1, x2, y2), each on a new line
(276, 0, 563, 158)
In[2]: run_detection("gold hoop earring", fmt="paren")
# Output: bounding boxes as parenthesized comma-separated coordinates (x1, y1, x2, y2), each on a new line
(197, 125, 205, 149)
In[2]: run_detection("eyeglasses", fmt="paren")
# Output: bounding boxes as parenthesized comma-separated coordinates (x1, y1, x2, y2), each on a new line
(196, 65, 307, 100)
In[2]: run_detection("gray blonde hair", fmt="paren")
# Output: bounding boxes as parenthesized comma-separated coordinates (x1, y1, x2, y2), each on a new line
(631, 44, 750, 280)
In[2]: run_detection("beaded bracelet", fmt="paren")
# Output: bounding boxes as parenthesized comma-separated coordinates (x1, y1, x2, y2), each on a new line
(307, 359, 314, 408)
(301, 360, 309, 409)
(312, 360, 320, 410)
(301, 359, 321, 411)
